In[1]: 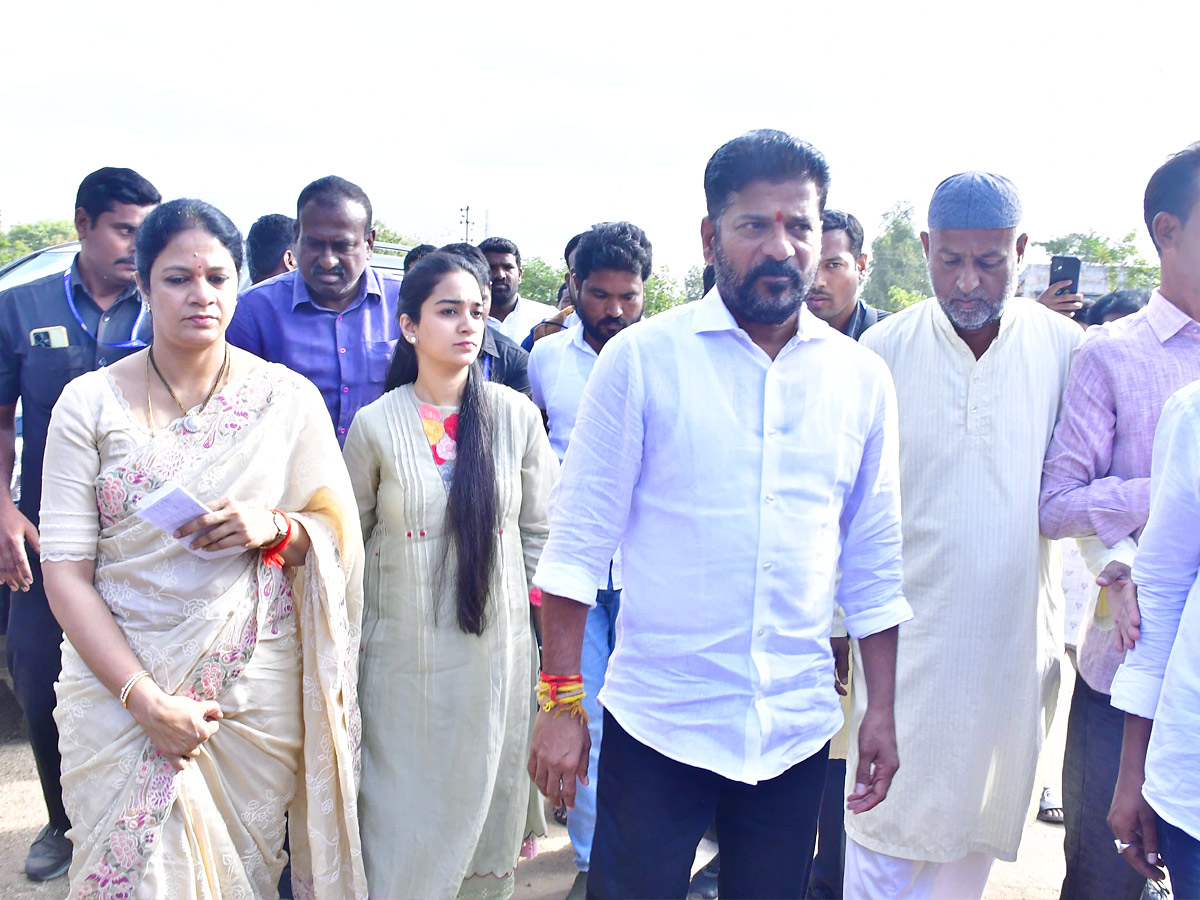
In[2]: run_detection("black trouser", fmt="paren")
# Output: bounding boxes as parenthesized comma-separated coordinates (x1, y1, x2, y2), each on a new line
(807, 757, 847, 899)
(1060, 678, 1146, 900)
(5, 551, 69, 831)
(588, 710, 827, 900)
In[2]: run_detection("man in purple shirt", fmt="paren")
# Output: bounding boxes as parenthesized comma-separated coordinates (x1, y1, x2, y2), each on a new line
(1039, 142, 1200, 900)
(228, 176, 400, 444)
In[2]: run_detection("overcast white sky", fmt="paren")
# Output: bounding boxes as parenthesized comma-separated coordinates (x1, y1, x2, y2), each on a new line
(1, 1, 1194, 280)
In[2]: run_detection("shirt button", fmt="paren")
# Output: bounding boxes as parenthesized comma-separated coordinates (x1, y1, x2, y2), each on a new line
(768, 427, 777, 436)
(764, 493, 775, 503)
(342, 386, 349, 393)
(970, 405, 978, 413)
(762, 562, 772, 570)
(98, 357, 107, 365)
(756, 627, 765, 637)
(339, 427, 346, 434)
(339, 347, 346, 354)
(102, 314, 110, 323)
(337, 315, 343, 322)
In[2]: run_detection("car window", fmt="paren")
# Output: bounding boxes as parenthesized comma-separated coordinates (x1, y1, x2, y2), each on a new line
(0, 245, 78, 291)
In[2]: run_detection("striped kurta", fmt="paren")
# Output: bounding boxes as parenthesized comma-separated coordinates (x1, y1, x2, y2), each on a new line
(848, 297, 1082, 862)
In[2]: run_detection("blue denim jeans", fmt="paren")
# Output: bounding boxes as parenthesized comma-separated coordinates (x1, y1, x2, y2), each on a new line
(1160, 815, 1200, 900)
(568, 586, 621, 872)
(1061, 678, 1148, 900)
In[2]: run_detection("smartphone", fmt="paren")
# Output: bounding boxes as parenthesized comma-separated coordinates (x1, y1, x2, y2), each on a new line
(1049, 256, 1082, 296)
(29, 325, 70, 348)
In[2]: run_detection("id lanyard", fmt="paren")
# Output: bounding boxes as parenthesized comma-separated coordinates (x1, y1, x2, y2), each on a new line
(481, 353, 492, 380)
(63, 270, 148, 348)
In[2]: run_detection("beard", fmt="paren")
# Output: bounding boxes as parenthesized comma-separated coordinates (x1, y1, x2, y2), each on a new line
(934, 267, 1015, 331)
(490, 281, 514, 304)
(714, 242, 815, 326)
(581, 311, 641, 348)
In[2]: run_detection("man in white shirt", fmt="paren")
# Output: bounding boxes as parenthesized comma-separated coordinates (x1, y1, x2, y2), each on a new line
(848, 173, 1083, 899)
(527, 129, 912, 900)
(479, 236, 556, 344)
(528, 220, 650, 900)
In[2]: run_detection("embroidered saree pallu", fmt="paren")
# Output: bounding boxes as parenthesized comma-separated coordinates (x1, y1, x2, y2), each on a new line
(41, 366, 367, 900)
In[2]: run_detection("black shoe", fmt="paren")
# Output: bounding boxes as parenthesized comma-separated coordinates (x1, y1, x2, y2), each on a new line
(688, 852, 719, 899)
(25, 824, 72, 881)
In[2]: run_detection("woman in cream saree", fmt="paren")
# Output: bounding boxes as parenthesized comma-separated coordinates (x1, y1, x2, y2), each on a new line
(39, 199, 367, 900)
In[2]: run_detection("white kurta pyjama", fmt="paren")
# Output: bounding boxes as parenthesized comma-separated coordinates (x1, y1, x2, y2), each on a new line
(849, 297, 1081, 863)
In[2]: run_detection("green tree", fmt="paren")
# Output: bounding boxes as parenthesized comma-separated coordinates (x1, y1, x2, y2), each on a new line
(1034, 231, 1159, 291)
(373, 221, 422, 248)
(519, 256, 566, 306)
(862, 204, 929, 312)
(0, 217, 76, 266)
(683, 264, 707, 303)
(644, 267, 692, 317)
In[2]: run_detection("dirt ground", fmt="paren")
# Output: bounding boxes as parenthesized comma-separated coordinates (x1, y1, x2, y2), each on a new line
(0, 652, 1079, 900)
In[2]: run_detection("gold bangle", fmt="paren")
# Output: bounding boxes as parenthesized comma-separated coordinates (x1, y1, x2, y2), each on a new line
(119, 670, 152, 708)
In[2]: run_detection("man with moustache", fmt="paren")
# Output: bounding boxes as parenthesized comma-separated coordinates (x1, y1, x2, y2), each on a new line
(807, 210, 890, 339)
(0, 166, 160, 881)
(479, 236, 556, 344)
(527, 129, 911, 900)
(527, 221, 651, 900)
(846, 173, 1082, 899)
(227, 176, 400, 445)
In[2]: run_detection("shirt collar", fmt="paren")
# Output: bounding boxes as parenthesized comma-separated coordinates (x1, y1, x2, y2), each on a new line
(290, 266, 382, 312)
(1145, 288, 1195, 343)
(487, 294, 524, 330)
(693, 287, 821, 345)
(482, 326, 498, 355)
(568, 321, 598, 357)
(841, 298, 868, 337)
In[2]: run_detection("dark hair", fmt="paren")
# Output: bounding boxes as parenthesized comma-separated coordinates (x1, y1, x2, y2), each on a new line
(75, 167, 160, 226)
(1144, 143, 1200, 253)
(438, 242, 491, 287)
(296, 175, 373, 237)
(565, 232, 585, 266)
(478, 236, 521, 269)
(703, 129, 830, 221)
(384, 253, 498, 635)
(405, 243, 437, 272)
(1086, 288, 1150, 326)
(245, 214, 295, 283)
(573, 221, 653, 284)
(821, 209, 865, 257)
(136, 199, 243, 285)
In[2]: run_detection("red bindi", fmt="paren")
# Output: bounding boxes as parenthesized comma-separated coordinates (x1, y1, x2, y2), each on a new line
(776, 210, 783, 223)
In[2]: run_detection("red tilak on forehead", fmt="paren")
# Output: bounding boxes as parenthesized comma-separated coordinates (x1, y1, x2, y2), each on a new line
(776, 210, 783, 223)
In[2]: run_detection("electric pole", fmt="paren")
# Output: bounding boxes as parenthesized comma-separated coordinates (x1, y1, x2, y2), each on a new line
(460, 206, 474, 242)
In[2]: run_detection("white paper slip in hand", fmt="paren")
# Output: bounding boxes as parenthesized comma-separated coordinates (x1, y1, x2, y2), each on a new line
(136, 484, 246, 559)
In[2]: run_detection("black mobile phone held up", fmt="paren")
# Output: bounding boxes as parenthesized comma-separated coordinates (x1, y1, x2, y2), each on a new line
(1049, 255, 1082, 296)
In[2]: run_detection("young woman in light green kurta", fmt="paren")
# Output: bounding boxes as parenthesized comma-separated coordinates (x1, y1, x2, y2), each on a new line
(344, 251, 556, 900)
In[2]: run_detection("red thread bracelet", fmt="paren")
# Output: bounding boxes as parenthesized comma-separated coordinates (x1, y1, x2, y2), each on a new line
(262, 511, 292, 569)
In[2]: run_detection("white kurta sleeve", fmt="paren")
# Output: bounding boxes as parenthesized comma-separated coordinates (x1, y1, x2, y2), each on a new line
(39, 377, 102, 561)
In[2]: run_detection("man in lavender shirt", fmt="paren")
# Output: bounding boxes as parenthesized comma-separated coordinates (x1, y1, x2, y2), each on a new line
(1039, 142, 1200, 900)
(228, 175, 401, 445)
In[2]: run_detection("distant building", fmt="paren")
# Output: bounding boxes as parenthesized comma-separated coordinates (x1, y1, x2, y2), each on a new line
(1018, 262, 1111, 300)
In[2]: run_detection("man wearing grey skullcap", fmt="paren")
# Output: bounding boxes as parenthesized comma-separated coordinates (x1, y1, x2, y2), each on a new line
(842, 172, 1083, 899)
